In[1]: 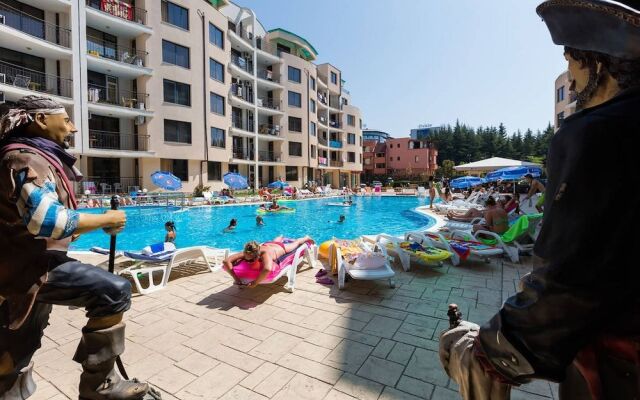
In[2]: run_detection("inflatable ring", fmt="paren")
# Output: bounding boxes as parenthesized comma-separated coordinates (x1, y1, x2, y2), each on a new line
(257, 208, 296, 214)
(318, 240, 334, 259)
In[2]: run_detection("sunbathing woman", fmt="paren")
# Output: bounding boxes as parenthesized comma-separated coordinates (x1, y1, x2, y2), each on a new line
(473, 197, 508, 234)
(222, 236, 311, 288)
(446, 207, 484, 222)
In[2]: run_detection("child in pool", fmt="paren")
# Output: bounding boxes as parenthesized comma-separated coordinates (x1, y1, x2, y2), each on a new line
(256, 215, 264, 226)
(224, 218, 237, 232)
(165, 221, 176, 242)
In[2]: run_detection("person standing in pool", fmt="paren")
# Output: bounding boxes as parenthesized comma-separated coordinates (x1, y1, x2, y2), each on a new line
(256, 215, 264, 226)
(224, 218, 237, 232)
(165, 220, 176, 242)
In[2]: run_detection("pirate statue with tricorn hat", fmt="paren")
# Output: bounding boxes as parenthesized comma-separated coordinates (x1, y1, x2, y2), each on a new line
(439, 1, 640, 399)
(0, 95, 157, 399)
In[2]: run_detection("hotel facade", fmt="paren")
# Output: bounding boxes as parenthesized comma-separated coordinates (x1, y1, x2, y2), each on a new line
(0, 0, 363, 193)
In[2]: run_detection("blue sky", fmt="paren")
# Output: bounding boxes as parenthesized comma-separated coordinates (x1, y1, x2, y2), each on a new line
(238, 0, 566, 137)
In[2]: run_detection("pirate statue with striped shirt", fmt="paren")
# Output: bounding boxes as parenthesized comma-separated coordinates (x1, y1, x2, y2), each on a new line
(0, 96, 151, 399)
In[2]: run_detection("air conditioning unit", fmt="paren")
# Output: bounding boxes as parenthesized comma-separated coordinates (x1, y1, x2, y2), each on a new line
(134, 116, 145, 125)
(0, 15, 5, 25)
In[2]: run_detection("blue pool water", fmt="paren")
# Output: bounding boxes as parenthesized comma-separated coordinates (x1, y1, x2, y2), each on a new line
(70, 196, 436, 252)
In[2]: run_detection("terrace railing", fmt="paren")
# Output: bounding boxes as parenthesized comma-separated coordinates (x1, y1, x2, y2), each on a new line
(86, 0, 147, 26)
(88, 130, 149, 151)
(0, 2, 71, 47)
(86, 36, 147, 67)
(230, 53, 252, 74)
(257, 69, 279, 83)
(0, 60, 73, 97)
(258, 150, 280, 162)
(87, 83, 148, 109)
(232, 147, 254, 161)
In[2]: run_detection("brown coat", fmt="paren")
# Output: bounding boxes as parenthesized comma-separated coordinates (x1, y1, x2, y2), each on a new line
(0, 147, 74, 329)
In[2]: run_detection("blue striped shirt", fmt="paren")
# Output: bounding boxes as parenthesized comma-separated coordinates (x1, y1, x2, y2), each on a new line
(14, 169, 79, 239)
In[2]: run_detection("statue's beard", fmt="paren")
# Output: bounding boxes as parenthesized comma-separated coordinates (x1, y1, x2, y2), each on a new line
(572, 65, 601, 111)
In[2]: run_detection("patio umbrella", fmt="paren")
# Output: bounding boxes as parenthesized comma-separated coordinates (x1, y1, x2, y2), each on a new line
(450, 176, 486, 189)
(223, 172, 248, 189)
(485, 166, 542, 182)
(150, 171, 182, 191)
(268, 181, 289, 189)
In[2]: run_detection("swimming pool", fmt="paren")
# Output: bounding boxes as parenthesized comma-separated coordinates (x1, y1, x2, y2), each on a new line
(70, 196, 436, 252)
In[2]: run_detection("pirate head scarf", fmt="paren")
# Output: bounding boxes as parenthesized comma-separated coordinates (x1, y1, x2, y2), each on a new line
(0, 95, 82, 181)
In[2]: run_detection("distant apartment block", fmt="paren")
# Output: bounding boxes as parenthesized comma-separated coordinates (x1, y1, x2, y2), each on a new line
(362, 129, 437, 181)
(554, 70, 576, 131)
(0, 0, 363, 193)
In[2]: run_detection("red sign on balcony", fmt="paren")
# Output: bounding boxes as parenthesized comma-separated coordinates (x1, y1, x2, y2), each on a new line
(101, 0, 133, 21)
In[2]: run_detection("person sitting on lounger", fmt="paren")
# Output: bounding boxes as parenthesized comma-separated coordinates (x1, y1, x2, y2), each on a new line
(222, 236, 311, 288)
(164, 221, 176, 242)
(223, 218, 237, 232)
(473, 197, 508, 234)
(447, 207, 484, 222)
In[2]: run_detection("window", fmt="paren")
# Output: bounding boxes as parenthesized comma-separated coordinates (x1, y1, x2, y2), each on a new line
(348, 152, 355, 163)
(556, 85, 565, 103)
(309, 121, 316, 136)
(162, 40, 189, 68)
(310, 76, 316, 90)
(209, 58, 224, 82)
(311, 145, 316, 158)
(375, 163, 386, 169)
(288, 91, 302, 107)
(210, 127, 225, 148)
(207, 161, 221, 181)
(347, 114, 356, 126)
(209, 23, 224, 48)
(286, 166, 298, 181)
(161, 1, 188, 30)
(376, 153, 385, 157)
(288, 117, 302, 132)
(289, 142, 302, 156)
(347, 133, 356, 144)
(164, 119, 191, 143)
(288, 66, 301, 83)
(164, 79, 191, 106)
(415, 156, 419, 163)
(331, 71, 337, 84)
(364, 158, 371, 165)
(172, 159, 188, 181)
(210, 92, 225, 115)
(310, 99, 316, 113)
(359, 119, 362, 129)
(397, 157, 400, 161)
(557, 111, 565, 126)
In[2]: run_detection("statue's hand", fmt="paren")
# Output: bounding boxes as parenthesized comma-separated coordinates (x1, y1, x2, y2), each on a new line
(439, 320, 480, 376)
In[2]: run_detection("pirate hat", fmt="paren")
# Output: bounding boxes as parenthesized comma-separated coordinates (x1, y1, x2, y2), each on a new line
(537, 0, 640, 58)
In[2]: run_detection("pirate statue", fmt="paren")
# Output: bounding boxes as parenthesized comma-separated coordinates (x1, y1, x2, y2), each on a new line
(0, 96, 152, 399)
(440, 1, 640, 399)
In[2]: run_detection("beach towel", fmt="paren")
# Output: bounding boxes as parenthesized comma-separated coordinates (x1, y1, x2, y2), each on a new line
(478, 213, 543, 245)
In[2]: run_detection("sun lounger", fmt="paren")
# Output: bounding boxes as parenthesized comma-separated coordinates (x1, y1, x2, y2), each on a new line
(118, 246, 229, 295)
(234, 242, 316, 292)
(329, 238, 395, 289)
(407, 231, 504, 266)
(376, 234, 452, 271)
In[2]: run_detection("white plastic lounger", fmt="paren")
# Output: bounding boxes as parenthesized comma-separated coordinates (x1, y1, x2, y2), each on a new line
(119, 246, 229, 295)
(376, 234, 452, 271)
(329, 239, 395, 289)
(407, 231, 504, 266)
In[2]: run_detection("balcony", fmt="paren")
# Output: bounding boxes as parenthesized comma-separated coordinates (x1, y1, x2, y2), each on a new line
(329, 120, 342, 129)
(329, 140, 343, 149)
(329, 100, 341, 110)
(85, 0, 151, 38)
(80, 176, 141, 194)
(318, 136, 328, 147)
(256, 69, 282, 90)
(0, 60, 73, 102)
(317, 115, 328, 127)
(258, 124, 284, 140)
(87, 83, 152, 117)
(256, 98, 283, 116)
(230, 84, 254, 106)
(86, 36, 151, 78)
(0, 2, 72, 58)
(318, 156, 328, 167)
(231, 147, 254, 162)
(330, 160, 344, 168)
(229, 54, 253, 80)
(258, 150, 282, 162)
(317, 92, 328, 106)
(88, 130, 149, 152)
(228, 24, 253, 52)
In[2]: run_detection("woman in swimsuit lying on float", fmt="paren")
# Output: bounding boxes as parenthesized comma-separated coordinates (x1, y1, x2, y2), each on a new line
(222, 235, 311, 288)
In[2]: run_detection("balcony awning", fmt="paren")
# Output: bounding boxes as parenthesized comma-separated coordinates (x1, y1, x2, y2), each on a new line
(267, 28, 318, 61)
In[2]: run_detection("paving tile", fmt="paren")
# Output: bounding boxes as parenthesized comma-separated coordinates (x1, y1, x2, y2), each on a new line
(220, 331, 262, 353)
(241, 324, 276, 341)
(277, 354, 343, 385)
(370, 338, 395, 359)
(254, 366, 296, 398)
(292, 341, 332, 363)
(323, 325, 380, 347)
(176, 362, 247, 399)
(263, 318, 315, 338)
(398, 322, 435, 340)
(356, 356, 404, 387)
(300, 310, 341, 331)
(343, 309, 374, 323)
(323, 389, 358, 400)
(240, 361, 279, 390)
(306, 331, 344, 349)
(396, 375, 435, 398)
(175, 351, 220, 376)
(404, 348, 449, 387)
(322, 339, 373, 373)
(207, 343, 264, 373)
(250, 331, 303, 362)
(362, 315, 402, 339)
(387, 342, 415, 365)
(332, 316, 367, 331)
(148, 365, 196, 394)
(378, 387, 423, 400)
(431, 386, 462, 400)
(219, 386, 268, 400)
(333, 373, 383, 400)
(272, 373, 332, 400)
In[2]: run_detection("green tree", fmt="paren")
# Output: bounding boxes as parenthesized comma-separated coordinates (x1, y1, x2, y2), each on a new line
(441, 159, 455, 178)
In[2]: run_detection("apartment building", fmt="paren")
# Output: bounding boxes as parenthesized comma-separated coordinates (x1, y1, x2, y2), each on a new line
(361, 129, 438, 182)
(0, 0, 363, 193)
(554, 70, 576, 131)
